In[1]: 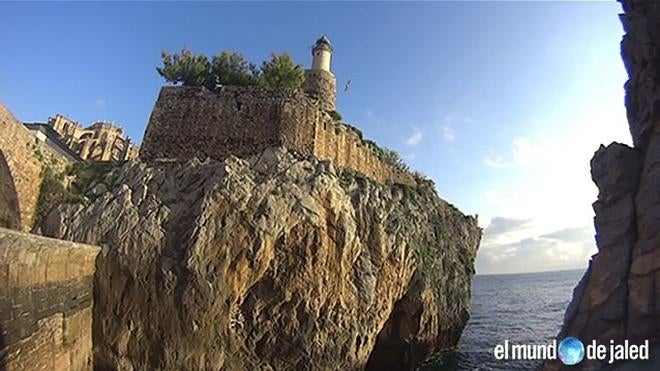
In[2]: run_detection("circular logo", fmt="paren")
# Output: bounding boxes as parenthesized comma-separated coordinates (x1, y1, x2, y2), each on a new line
(558, 337, 585, 365)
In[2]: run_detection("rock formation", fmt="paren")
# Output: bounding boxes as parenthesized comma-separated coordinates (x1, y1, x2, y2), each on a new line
(544, 0, 660, 369)
(41, 147, 481, 370)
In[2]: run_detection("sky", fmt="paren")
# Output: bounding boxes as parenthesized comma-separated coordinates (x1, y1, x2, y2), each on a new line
(0, 2, 630, 274)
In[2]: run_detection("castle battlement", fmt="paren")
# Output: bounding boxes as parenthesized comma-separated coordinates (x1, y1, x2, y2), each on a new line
(140, 85, 415, 186)
(140, 36, 415, 186)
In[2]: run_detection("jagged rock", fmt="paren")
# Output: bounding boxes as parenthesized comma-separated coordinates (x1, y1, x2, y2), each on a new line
(42, 147, 481, 371)
(544, 1, 660, 369)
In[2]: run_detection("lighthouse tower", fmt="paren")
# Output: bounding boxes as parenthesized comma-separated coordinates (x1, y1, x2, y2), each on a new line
(303, 35, 337, 111)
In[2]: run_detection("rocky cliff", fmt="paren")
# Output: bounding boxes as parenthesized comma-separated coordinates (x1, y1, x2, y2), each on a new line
(40, 147, 481, 370)
(544, 1, 660, 369)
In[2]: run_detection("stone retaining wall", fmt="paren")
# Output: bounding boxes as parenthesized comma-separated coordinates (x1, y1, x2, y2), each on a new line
(0, 228, 100, 371)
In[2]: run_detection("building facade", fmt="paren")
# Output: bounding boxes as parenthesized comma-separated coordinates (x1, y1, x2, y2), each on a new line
(48, 114, 139, 161)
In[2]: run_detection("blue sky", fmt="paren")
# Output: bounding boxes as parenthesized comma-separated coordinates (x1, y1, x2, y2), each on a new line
(0, 2, 629, 274)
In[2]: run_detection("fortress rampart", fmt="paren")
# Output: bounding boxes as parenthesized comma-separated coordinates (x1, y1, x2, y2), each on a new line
(140, 86, 416, 186)
(303, 69, 336, 111)
(140, 86, 318, 162)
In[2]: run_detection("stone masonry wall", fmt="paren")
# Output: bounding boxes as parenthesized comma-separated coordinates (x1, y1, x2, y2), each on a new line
(0, 102, 71, 232)
(303, 70, 336, 111)
(141, 86, 416, 186)
(315, 114, 416, 186)
(140, 86, 318, 162)
(0, 227, 100, 371)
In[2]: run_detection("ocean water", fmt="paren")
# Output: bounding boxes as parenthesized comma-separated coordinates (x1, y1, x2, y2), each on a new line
(421, 269, 585, 371)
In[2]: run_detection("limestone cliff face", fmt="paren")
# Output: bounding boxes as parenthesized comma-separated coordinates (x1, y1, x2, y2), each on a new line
(544, 1, 660, 369)
(41, 147, 480, 370)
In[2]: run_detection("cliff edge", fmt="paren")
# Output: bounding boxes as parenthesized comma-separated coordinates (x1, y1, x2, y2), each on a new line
(544, 1, 660, 369)
(41, 147, 481, 370)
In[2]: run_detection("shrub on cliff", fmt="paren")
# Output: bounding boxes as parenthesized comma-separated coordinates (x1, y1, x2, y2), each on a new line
(211, 51, 260, 86)
(412, 171, 435, 189)
(32, 167, 87, 233)
(327, 110, 342, 121)
(259, 53, 305, 89)
(381, 148, 410, 172)
(157, 48, 213, 88)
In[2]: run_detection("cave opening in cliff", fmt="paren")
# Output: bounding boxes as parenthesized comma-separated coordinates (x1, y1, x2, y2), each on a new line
(366, 272, 426, 371)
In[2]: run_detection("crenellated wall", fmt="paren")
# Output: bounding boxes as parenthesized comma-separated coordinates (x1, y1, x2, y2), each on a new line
(0, 228, 100, 371)
(314, 114, 415, 185)
(140, 86, 416, 186)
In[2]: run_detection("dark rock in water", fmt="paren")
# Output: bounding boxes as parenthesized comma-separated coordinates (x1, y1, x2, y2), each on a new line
(42, 147, 481, 370)
(544, 1, 660, 369)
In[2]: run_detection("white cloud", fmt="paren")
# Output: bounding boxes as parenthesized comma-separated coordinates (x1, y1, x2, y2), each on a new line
(406, 130, 423, 146)
(365, 110, 374, 120)
(484, 155, 505, 168)
(464, 117, 473, 123)
(470, 51, 633, 275)
(484, 217, 533, 239)
(443, 115, 454, 122)
(95, 98, 106, 108)
(541, 227, 594, 243)
(476, 224, 595, 274)
(442, 126, 455, 142)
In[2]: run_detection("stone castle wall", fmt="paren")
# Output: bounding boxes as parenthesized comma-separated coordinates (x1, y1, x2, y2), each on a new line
(314, 114, 415, 185)
(140, 86, 319, 162)
(140, 86, 415, 186)
(0, 103, 71, 232)
(0, 228, 100, 371)
(303, 70, 336, 111)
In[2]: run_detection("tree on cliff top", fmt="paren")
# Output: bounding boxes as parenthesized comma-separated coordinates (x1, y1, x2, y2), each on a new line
(211, 51, 260, 86)
(157, 48, 213, 88)
(158, 49, 305, 90)
(259, 53, 305, 89)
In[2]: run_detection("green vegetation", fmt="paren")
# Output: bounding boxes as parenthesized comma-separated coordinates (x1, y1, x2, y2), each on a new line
(326, 110, 342, 122)
(65, 160, 123, 195)
(380, 148, 410, 172)
(416, 244, 440, 284)
(270, 186, 282, 197)
(354, 138, 412, 174)
(339, 167, 368, 188)
(32, 167, 87, 233)
(157, 48, 214, 88)
(211, 51, 260, 86)
(157, 48, 305, 90)
(412, 171, 435, 189)
(259, 53, 305, 89)
(341, 123, 364, 140)
(459, 248, 476, 275)
(32, 147, 44, 162)
(32, 160, 124, 232)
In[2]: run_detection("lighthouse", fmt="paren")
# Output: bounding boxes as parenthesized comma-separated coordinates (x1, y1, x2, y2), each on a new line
(311, 35, 333, 71)
(303, 35, 337, 111)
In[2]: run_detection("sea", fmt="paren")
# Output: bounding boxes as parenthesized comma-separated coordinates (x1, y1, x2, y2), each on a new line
(421, 269, 585, 371)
